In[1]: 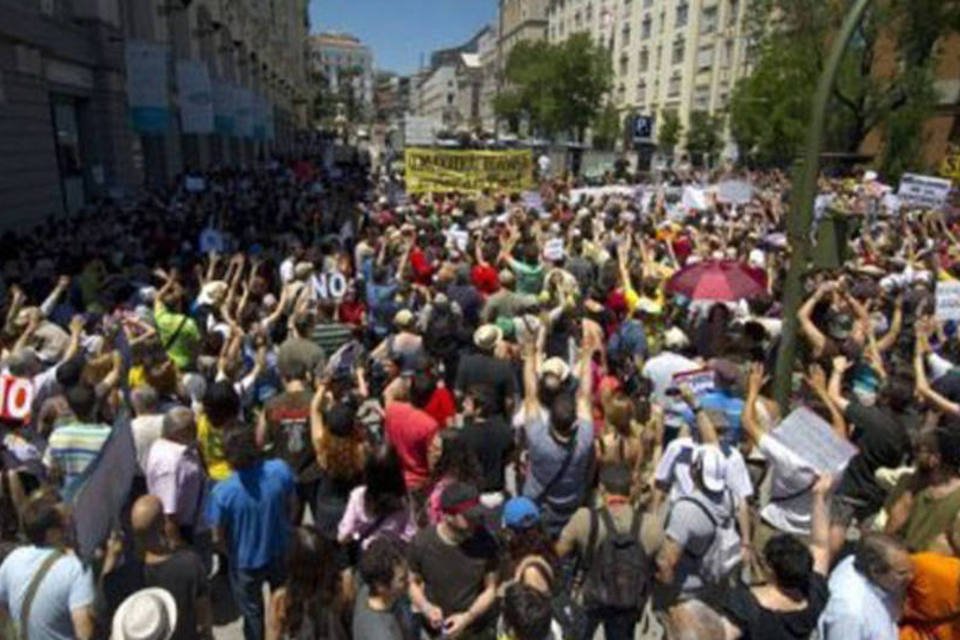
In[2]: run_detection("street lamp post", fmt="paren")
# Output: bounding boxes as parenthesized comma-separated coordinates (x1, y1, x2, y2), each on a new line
(773, 0, 876, 409)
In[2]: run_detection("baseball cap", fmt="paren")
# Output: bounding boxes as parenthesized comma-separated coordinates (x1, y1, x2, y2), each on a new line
(694, 445, 727, 493)
(440, 482, 485, 522)
(502, 497, 540, 530)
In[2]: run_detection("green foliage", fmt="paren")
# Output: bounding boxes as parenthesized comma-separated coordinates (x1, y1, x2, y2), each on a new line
(495, 33, 613, 141)
(657, 111, 682, 155)
(729, 0, 957, 169)
(591, 103, 622, 150)
(686, 111, 724, 166)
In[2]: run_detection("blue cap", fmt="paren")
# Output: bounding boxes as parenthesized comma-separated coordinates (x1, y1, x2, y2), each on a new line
(502, 497, 540, 530)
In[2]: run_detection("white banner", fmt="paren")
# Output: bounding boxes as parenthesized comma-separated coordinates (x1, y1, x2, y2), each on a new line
(898, 173, 952, 211)
(716, 180, 754, 205)
(768, 407, 857, 475)
(937, 281, 960, 322)
(176, 60, 214, 134)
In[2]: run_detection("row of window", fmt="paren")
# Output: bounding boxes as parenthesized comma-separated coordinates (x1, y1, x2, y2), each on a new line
(618, 79, 729, 109)
(616, 37, 738, 78)
(310, 50, 369, 67)
(549, 0, 738, 41)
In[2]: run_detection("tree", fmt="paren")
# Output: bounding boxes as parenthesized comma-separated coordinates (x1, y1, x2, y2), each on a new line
(591, 103, 622, 150)
(730, 0, 960, 170)
(686, 111, 724, 167)
(657, 110, 682, 156)
(495, 33, 613, 141)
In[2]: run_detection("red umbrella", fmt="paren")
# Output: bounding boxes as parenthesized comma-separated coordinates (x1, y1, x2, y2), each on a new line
(666, 260, 768, 301)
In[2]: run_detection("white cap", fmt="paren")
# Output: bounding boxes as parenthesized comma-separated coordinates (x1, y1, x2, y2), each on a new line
(695, 445, 727, 493)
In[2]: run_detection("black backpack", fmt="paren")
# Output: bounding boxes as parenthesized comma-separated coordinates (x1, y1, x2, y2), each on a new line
(581, 507, 650, 612)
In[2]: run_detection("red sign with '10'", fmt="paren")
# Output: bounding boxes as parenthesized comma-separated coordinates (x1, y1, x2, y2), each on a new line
(0, 375, 33, 421)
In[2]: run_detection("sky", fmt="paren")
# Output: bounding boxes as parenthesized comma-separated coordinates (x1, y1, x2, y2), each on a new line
(309, 0, 496, 75)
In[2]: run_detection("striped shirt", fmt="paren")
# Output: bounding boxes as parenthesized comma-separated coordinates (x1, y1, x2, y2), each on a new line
(42, 422, 111, 487)
(312, 322, 354, 358)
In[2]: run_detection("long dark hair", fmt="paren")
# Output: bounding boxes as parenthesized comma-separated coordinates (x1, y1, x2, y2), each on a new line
(363, 446, 408, 519)
(430, 431, 482, 486)
(283, 527, 343, 637)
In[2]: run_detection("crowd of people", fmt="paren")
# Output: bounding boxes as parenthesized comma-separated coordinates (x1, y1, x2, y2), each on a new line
(0, 151, 957, 640)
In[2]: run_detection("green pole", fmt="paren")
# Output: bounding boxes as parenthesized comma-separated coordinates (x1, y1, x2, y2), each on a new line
(773, 0, 875, 409)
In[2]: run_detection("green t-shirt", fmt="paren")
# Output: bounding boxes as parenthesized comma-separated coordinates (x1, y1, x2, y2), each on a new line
(154, 301, 200, 370)
(508, 258, 544, 295)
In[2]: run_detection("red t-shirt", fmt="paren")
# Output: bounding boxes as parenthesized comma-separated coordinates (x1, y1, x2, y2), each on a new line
(472, 264, 500, 296)
(424, 386, 456, 429)
(338, 300, 365, 325)
(384, 402, 440, 490)
(410, 247, 435, 286)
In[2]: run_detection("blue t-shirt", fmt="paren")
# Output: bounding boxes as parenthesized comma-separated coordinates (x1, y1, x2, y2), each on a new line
(699, 390, 745, 446)
(207, 458, 296, 570)
(0, 547, 96, 640)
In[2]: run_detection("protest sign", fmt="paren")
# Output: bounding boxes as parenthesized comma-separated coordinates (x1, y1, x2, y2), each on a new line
(717, 180, 753, 205)
(185, 175, 206, 193)
(941, 150, 960, 182)
(672, 368, 715, 397)
(404, 148, 532, 195)
(65, 419, 138, 560)
(449, 229, 469, 252)
(198, 228, 226, 253)
(522, 191, 544, 211)
(936, 281, 960, 322)
(569, 185, 640, 203)
(768, 407, 857, 475)
(311, 271, 348, 300)
(0, 374, 33, 421)
(682, 186, 708, 211)
(898, 173, 952, 211)
(543, 238, 565, 262)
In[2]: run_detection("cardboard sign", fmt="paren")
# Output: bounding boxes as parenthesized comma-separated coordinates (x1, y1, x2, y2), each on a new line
(0, 375, 33, 421)
(717, 180, 753, 205)
(937, 281, 960, 322)
(898, 173, 952, 211)
(768, 406, 857, 475)
(543, 238, 565, 262)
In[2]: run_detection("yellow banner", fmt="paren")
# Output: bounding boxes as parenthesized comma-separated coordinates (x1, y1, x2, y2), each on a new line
(941, 149, 960, 182)
(404, 148, 533, 194)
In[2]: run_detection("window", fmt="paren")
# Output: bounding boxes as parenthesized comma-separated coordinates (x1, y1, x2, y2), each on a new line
(619, 52, 629, 75)
(697, 45, 713, 70)
(643, 0, 653, 7)
(617, 83, 626, 102)
(447, 93, 454, 105)
(701, 7, 718, 33)
(621, 23, 631, 46)
(721, 39, 734, 66)
(659, 10, 666, 33)
(668, 73, 681, 96)
(636, 80, 647, 103)
(672, 38, 685, 64)
(575, 10, 582, 27)
(727, 0, 739, 25)
(559, 20, 565, 36)
(641, 15, 652, 38)
(694, 84, 710, 110)
(639, 48, 649, 72)
(676, 2, 688, 28)
(586, 3, 593, 22)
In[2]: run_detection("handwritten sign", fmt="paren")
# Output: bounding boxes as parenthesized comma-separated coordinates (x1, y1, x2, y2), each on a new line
(898, 173, 952, 211)
(768, 406, 857, 475)
(543, 238, 565, 262)
(0, 374, 33, 421)
(937, 281, 960, 322)
(717, 180, 753, 205)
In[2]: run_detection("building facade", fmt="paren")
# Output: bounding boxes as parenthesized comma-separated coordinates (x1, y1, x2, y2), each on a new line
(416, 63, 457, 125)
(477, 25, 500, 132)
(547, 0, 752, 152)
(309, 32, 374, 111)
(0, 0, 310, 228)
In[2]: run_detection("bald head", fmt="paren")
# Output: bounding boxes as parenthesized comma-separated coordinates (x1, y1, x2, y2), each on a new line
(130, 495, 163, 539)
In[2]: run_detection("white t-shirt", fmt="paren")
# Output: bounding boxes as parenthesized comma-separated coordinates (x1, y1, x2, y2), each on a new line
(130, 414, 165, 475)
(642, 351, 700, 406)
(757, 433, 818, 536)
(655, 436, 754, 504)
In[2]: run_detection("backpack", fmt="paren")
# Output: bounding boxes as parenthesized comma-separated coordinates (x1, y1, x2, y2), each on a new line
(581, 507, 650, 611)
(672, 490, 741, 585)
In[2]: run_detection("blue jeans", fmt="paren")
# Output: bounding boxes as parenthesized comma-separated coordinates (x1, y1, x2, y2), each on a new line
(582, 607, 638, 640)
(229, 561, 285, 640)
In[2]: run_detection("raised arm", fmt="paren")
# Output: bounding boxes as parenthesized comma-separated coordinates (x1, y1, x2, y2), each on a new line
(799, 281, 834, 358)
(576, 319, 602, 421)
(915, 320, 960, 416)
(875, 295, 903, 353)
(809, 473, 833, 576)
(740, 363, 767, 448)
(827, 355, 852, 414)
(39, 276, 70, 317)
(804, 363, 847, 439)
